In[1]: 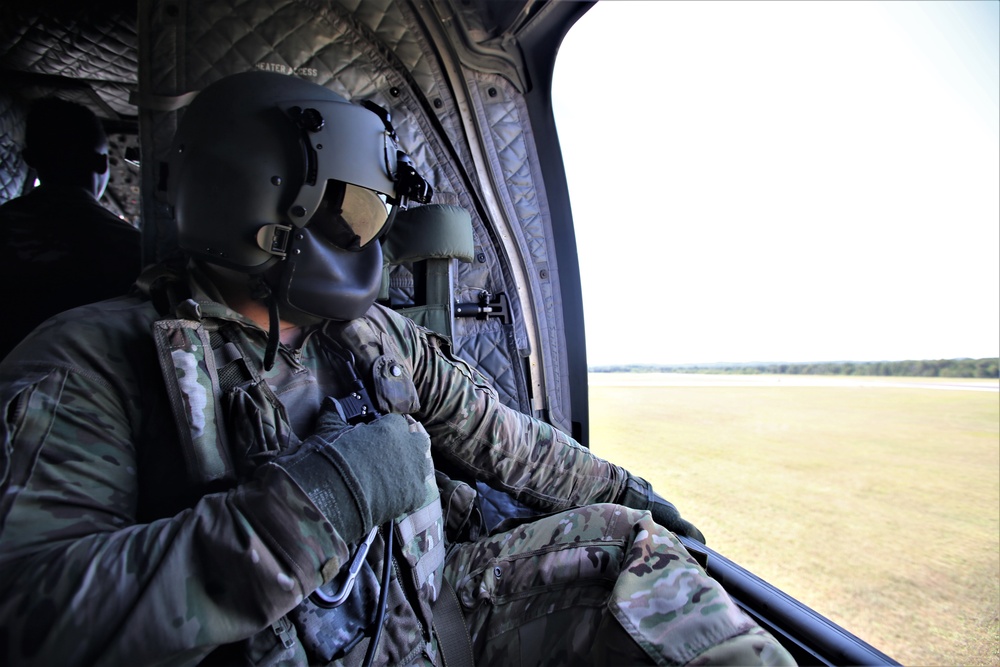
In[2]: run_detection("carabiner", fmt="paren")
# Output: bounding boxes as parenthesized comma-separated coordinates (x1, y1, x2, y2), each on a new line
(310, 526, 380, 608)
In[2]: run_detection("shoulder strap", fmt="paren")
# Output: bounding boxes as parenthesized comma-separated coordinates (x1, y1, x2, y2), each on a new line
(433, 578, 475, 667)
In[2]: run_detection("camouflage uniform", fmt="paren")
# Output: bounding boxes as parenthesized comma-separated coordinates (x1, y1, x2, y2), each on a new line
(0, 264, 794, 666)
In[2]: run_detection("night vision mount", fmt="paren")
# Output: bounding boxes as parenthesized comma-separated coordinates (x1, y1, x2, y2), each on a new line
(361, 100, 433, 208)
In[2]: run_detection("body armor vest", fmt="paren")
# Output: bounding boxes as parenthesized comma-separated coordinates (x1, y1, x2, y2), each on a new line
(150, 296, 448, 665)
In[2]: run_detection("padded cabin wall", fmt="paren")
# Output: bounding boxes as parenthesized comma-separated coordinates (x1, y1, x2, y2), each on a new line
(464, 68, 572, 432)
(0, 93, 28, 203)
(413, 0, 575, 433)
(136, 0, 535, 415)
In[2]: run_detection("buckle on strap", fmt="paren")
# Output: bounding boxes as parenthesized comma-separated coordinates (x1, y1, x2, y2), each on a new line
(256, 223, 293, 257)
(271, 615, 296, 649)
(333, 385, 378, 424)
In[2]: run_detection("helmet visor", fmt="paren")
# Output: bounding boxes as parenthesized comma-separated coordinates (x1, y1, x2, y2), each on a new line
(312, 181, 393, 251)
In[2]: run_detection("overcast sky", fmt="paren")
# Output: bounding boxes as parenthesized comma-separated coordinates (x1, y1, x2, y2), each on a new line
(553, 0, 1000, 366)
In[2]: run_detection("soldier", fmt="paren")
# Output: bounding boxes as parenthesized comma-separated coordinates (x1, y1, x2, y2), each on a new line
(0, 97, 142, 359)
(0, 71, 794, 666)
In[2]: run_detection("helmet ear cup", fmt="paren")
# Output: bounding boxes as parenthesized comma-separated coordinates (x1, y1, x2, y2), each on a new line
(275, 228, 383, 321)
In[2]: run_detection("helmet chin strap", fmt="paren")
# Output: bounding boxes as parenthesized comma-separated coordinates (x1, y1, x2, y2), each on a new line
(252, 268, 326, 371)
(250, 277, 282, 372)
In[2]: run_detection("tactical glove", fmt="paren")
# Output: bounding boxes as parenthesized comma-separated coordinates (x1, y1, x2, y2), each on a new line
(617, 473, 706, 544)
(272, 398, 433, 544)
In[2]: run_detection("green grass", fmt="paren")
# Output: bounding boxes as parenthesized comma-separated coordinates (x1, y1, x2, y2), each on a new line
(587, 375, 1000, 667)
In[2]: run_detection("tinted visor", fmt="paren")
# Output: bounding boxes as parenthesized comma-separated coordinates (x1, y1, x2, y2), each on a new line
(312, 181, 393, 251)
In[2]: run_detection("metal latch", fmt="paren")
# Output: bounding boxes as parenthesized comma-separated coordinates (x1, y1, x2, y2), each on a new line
(455, 291, 510, 324)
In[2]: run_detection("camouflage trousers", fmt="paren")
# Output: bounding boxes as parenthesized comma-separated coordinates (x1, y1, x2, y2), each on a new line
(443, 504, 795, 666)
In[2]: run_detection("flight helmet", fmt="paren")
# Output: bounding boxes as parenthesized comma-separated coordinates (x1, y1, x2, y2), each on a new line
(168, 70, 432, 323)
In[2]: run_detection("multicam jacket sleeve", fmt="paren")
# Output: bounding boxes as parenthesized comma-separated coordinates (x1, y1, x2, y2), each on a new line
(0, 299, 350, 667)
(330, 305, 631, 513)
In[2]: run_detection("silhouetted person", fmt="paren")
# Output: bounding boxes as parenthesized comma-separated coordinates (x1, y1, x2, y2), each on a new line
(0, 97, 142, 358)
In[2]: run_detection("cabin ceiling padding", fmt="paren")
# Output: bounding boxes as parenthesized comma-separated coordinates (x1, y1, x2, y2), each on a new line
(0, 3, 139, 118)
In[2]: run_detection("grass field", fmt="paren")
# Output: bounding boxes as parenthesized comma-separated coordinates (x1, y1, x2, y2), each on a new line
(587, 374, 999, 667)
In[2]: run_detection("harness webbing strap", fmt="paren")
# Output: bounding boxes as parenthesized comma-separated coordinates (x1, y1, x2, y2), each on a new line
(433, 578, 475, 667)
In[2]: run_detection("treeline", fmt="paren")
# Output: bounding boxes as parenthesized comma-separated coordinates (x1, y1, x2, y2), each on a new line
(591, 358, 999, 379)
